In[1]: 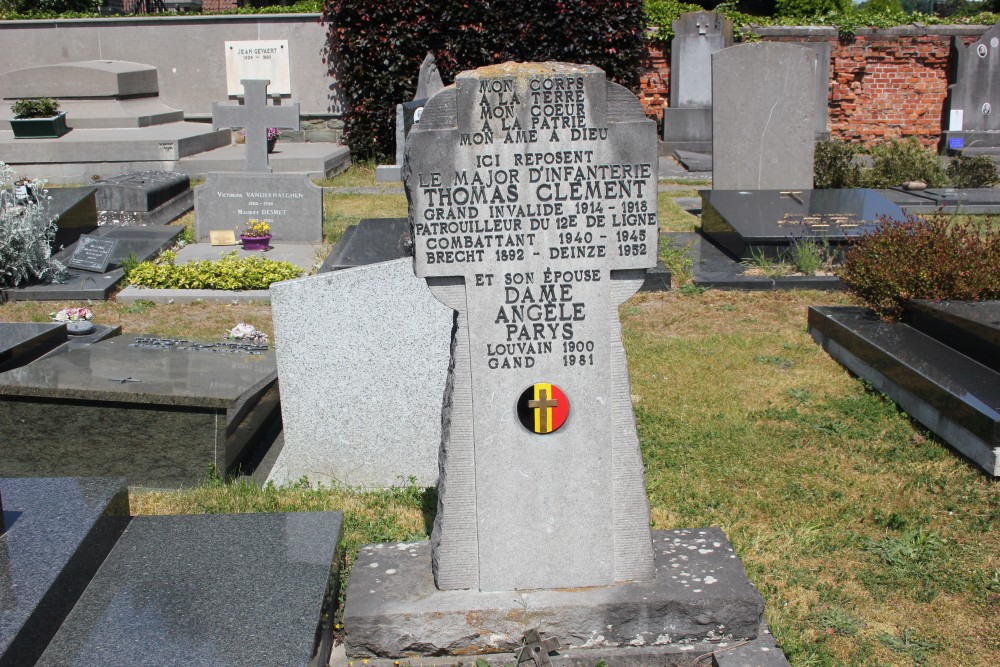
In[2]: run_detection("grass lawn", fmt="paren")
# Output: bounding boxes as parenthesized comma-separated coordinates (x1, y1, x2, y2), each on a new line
(1, 171, 996, 665)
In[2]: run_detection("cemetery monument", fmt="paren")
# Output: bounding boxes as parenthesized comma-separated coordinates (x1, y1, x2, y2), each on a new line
(194, 79, 322, 243)
(662, 11, 732, 163)
(712, 42, 818, 190)
(376, 52, 447, 183)
(343, 62, 782, 664)
(944, 19, 1000, 158)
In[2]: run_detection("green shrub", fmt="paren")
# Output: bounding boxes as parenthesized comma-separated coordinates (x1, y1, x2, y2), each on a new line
(946, 154, 1000, 189)
(323, 0, 646, 161)
(126, 252, 302, 290)
(865, 137, 949, 189)
(0, 162, 64, 288)
(10, 97, 60, 119)
(644, 0, 707, 41)
(775, 0, 849, 19)
(838, 212, 1000, 320)
(814, 139, 865, 189)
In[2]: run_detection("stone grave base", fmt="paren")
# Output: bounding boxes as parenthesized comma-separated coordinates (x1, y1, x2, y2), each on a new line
(809, 304, 1000, 476)
(343, 528, 786, 665)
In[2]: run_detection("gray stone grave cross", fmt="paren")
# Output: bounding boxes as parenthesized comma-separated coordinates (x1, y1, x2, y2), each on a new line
(407, 62, 659, 593)
(212, 79, 299, 173)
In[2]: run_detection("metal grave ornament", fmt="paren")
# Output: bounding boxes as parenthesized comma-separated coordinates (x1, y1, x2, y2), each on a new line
(407, 62, 658, 592)
(516, 382, 568, 434)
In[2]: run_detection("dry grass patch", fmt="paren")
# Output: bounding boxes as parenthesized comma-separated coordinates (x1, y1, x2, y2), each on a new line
(657, 191, 698, 232)
(624, 289, 999, 666)
(0, 300, 273, 341)
(323, 192, 409, 246)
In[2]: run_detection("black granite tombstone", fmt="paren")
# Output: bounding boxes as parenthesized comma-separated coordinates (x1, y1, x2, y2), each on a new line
(809, 301, 1000, 477)
(0, 334, 279, 487)
(319, 218, 412, 272)
(95, 171, 192, 226)
(4, 225, 181, 301)
(700, 189, 906, 260)
(0, 477, 130, 667)
(34, 511, 343, 667)
(47, 186, 99, 250)
(0, 323, 67, 373)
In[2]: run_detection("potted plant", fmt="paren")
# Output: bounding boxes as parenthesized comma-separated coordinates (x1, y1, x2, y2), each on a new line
(239, 219, 272, 251)
(9, 98, 69, 139)
(50, 306, 94, 335)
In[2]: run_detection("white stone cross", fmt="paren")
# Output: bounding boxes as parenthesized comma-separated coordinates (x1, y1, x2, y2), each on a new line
(212, 79, 299, 173)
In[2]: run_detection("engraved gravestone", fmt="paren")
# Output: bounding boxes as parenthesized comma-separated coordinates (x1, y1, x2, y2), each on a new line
(406, 62, 658, 592)
(194, 79, 321, 242)
(945, 20, 1000, 151)
(662, 11, 732, 153)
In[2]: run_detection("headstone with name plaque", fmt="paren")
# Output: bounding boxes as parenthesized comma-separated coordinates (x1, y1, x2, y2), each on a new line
(343, 62, 778, 664)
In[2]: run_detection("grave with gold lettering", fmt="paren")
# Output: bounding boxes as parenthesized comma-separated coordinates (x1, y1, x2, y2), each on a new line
(341, 63, 786, 666)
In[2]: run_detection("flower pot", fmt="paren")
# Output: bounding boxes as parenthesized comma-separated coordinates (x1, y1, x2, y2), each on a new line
(240, 234, 272, 251)
(10, 112, 70, 139)
(66, 320, 95, 335)
(267, 137, 277, 153)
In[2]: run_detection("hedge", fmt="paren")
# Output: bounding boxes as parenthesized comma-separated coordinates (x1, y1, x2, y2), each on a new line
(321, 0, 646, 161)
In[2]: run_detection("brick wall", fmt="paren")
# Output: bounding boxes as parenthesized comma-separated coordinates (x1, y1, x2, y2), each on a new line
(639, 24, 991, 148)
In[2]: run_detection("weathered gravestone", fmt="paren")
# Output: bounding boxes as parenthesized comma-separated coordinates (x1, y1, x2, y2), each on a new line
(376, 52, 447, 183)
(194, 79, 322, 243)
(662, 11, 732, 154)
(945, 20, 1000, 154)
(344, 62, 777, 663)
(712, 43, 818, 190)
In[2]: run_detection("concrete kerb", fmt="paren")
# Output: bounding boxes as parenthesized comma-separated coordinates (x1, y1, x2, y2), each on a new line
(116, 287, 271, 304)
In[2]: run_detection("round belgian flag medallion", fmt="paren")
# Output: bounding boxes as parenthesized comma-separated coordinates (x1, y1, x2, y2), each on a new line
(516, 383, 569, 435)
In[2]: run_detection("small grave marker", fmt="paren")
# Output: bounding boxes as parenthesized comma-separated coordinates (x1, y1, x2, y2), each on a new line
(210, 230, 238, 246)
(67, 235, 119, 273)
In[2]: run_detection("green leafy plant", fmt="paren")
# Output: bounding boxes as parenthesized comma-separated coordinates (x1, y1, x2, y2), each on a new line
(740, 247, 792, 278)
(323, 0, 646, 160)
(10, 97, 60, 119)
(838, 212, 1000, 320)
(865, 137, 949, 189)
(946, 153, 1000, 188)
(0, 161, 64, 288)
(814, 139, 866, 189)
(789, 235, 835, 275)
(658, 236, 695, 286)
(125, 252, 302, 290)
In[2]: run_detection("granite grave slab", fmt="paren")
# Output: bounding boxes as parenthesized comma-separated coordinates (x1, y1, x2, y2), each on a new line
(95, 170, 192, 226)
(267, 258, 451, 488)
(3, 224, 181, 301)
(0, 476, 130, 667)
(343, 61, 783, 664)
(700, 189, 906, 260)
(0, 322, 67, 373)
(712, 43, 818, 190)
(319, 218, 412, 272)
(47, 186, 99, 250)
(35, 511, 342, 667)
(663, 231, 843, 291)
(902, 300, 1000, 373)
(809, 305, 1000, 476)
(0, 334, 279, 487)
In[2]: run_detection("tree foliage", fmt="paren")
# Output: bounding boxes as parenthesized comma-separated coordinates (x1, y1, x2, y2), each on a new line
(322, 0, 646, 161)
